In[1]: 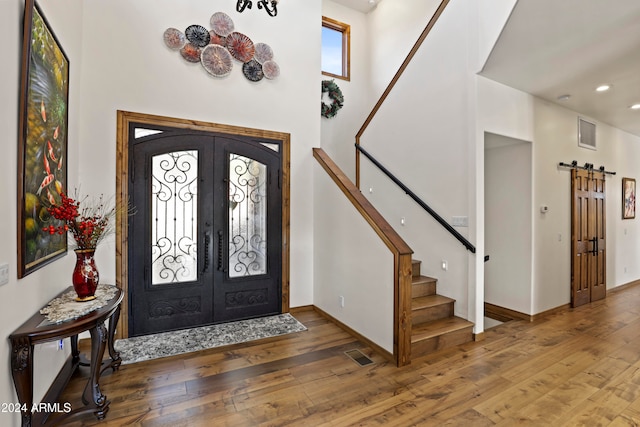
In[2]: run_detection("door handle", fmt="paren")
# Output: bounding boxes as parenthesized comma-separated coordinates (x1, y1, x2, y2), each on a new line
(591, 237, 598, 255)
(202, 231, 211, 273)
(217, 230, 226, 272)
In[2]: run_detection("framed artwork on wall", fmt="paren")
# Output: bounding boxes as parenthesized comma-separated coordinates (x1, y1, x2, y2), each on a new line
(623, 178, 636, 220)
(17, 0, 69, 278)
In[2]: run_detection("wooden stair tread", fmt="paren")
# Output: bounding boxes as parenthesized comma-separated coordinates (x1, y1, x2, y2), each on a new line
(411, 294, 455, 310)
(412, 275, 437, 285)
(411, 317, 474, 342)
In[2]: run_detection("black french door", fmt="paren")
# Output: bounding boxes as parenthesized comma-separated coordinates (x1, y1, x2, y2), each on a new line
(128, 126, 282, 336)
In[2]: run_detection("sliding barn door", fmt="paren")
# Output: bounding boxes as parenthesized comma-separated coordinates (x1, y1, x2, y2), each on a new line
(571, 169, 606, 307)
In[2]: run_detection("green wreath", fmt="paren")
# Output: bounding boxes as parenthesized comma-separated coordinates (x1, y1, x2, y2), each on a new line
(321, 80, 344, 119)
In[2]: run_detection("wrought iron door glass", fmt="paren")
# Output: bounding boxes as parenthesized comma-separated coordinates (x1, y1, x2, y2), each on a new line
(228, 153, 267, 277)
(151, 150, 198, 284)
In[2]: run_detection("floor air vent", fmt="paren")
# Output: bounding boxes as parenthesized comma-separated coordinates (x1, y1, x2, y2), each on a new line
(345, 349, 374, 367)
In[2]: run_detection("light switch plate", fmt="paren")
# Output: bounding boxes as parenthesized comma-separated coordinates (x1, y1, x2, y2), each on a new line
(452, 216, 468, 227)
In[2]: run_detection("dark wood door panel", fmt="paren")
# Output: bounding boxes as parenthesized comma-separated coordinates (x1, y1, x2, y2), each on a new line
(571, 169, 606, 308)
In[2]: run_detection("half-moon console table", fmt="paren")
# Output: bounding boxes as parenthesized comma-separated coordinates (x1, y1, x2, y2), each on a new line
(9, 286, 123, 427)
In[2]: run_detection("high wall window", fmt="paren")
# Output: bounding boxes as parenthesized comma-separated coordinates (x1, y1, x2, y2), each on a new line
(322, 16, 350, 81)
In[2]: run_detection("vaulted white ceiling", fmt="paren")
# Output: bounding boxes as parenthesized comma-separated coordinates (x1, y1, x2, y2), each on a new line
(330, 0, 379, 14)
(480, 0, 640, 137)
(330, 0, 640, 137)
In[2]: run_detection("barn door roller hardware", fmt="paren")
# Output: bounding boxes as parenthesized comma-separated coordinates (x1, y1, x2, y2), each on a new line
(558, 160, 616, 175)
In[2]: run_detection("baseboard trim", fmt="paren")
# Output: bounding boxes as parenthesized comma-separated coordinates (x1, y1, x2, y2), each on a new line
(311, 306, 395, 364)
(290, 305, 314, 313)
(485, 302, 531, 322)
(531, 303, 571, 321)
(608, 279, 640, 294)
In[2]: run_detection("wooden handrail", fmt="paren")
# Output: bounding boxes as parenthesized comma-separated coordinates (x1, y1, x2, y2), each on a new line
(313, 148, 413, 366)
(357, 145, 476, 254)
(314, 148, 412, 256)
(355, 0, 450, 188)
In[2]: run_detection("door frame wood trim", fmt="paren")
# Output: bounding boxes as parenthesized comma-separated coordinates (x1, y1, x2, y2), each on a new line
(115, 110, 291, 339)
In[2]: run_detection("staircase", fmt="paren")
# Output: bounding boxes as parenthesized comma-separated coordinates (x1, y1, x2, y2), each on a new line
(410, 259, 474, 358)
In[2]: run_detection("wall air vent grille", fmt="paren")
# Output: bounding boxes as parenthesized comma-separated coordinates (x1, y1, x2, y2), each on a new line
(578, 117, 596, 150)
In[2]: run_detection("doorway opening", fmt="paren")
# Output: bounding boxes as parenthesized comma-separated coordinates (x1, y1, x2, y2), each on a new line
(116, 111, 290, 339)
(484, 132, 533, 322)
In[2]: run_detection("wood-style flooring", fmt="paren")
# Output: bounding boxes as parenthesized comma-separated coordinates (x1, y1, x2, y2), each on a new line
(59, 284, 640, 426)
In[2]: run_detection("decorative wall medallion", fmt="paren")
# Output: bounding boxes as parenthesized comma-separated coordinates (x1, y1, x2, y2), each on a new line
(209, 31, 227, 47)
(185, 24, 211, 47)
(163, 28, 186, 49)
(226, 32, 255, 62)
(262, 60, 280, 80)
(201, 44, 233, 77)
(165, 12, 278, 82)
(254, 42, 273, 64)
(180, 43, 202, 63)
(210, 12, 235, 37)
(242, 59, 263, 82)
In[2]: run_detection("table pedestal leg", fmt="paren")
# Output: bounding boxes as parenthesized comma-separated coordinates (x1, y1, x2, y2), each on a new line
(82, 322, 109, 420)
(10, 338, 33, 427)
(107, 305, 121, 371)
(71, 335, 80, 364)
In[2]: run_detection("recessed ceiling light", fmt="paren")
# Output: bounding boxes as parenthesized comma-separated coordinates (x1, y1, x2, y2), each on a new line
(595, 84, 611, 92)
(557, 94, 571, 101)
(630, 104, 640, 110)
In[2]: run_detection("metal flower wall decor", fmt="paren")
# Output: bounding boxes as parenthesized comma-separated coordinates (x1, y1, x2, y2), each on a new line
(236, 0, 279, 17)
(163, 12, 280, 82)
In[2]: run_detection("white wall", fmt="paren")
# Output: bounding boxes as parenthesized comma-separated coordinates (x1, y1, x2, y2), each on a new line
(313, 160, 394, 352)
(531, 99, 640, 312)
(478, 75, 640, 315)
(0, 1, 83, 425)
(359, 0, 475, 321)
(1, 2, 320, 424)
(75, 0, 321, 307)
(320, 1, 370, 179)
(484, 134, 532, 314)
(367, 0, 443, 97)
(319, 0, 446, 180)
(477, 77, 535, 318)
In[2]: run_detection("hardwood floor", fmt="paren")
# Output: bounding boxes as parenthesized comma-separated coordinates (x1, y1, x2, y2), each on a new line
(58, 285, 640, 426)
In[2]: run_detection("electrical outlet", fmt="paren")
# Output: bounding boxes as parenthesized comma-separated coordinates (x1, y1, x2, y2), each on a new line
(0, 263, 8, 286)
(441, 260, 448, 271)
(339, 295, 345, 308)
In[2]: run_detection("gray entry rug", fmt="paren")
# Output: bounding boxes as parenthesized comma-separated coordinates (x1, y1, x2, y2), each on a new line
(114, 313, 307, 365)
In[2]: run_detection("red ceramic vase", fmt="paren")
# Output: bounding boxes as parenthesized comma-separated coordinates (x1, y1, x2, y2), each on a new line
(72, 249, 99, 302)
